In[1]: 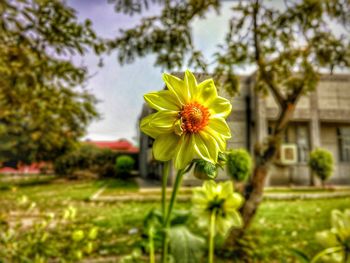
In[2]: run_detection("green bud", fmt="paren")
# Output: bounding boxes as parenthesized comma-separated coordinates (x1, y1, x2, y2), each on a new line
(193, 160, 217, 180)
(217, 152, 227, 167)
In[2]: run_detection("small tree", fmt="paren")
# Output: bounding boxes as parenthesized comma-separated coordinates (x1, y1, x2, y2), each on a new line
(227, 149, 252, 183)
(115, 155, 135, 177)
(308, 148, 333, 186)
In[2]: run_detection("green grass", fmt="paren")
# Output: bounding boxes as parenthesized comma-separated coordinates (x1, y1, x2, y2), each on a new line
(264, 187, 350, 194)
(0, 177, 349, 261)
(101, 178, 139, 195)
(0, 175, 56, 190)
(250, 198, 350, 260)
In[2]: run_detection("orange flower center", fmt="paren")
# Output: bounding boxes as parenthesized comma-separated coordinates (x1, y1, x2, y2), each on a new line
(180, 102, 210, 133)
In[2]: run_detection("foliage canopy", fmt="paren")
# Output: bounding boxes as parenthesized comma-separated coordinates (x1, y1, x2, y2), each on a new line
(108, 0, 349, 95)
(0, 0, 105, 165)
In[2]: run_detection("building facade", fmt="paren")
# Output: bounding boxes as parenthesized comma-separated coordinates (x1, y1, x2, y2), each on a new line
(139, 73, 350, 186)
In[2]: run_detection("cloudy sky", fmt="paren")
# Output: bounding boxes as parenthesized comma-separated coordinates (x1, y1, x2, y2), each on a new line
(69, 0, 236, 145)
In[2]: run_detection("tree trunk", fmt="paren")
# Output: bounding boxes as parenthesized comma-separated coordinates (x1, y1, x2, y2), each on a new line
(225, 101, 300, 247)
(310, 171, 315, 186)
(225, 161, 271, 247)
(240, 164, 269, 229)
(225, 1, 307, 248)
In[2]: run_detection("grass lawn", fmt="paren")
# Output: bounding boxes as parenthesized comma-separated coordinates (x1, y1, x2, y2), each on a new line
(0, 176, 349, 262)
(100, 178, 139, 196)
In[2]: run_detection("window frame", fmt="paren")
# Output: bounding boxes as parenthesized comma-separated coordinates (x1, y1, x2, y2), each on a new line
(337, 127, 350, 163)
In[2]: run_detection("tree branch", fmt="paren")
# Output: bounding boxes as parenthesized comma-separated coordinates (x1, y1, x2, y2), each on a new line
(252, 0, 285, 107)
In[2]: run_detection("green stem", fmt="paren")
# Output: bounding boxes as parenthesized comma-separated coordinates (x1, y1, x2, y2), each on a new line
(161, 168, 185, 263)
(149, 227, 155, 263)
(209, 209, 217, 263)
(161, 228, 169, 263)
(164, 169, 185, 227)
(162, 161, 170, 221)
(345, 249, 350, 263)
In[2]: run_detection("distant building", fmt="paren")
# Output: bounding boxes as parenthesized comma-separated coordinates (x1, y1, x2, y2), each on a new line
(85, 139, 139, 154)
(138, 73, 350, 186)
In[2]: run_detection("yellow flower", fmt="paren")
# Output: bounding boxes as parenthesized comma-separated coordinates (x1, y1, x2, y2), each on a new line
(192, 180, 243, 235)
(140, 70, 232, 169)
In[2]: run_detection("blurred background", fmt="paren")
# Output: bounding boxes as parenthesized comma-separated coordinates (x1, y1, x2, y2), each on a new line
(0, 0, 349, 262)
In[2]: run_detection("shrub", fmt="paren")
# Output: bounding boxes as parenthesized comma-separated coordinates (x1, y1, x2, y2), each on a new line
(226, 149, 252, 182)
(115, 155, 135, 176)
(308, 148, 333, 184)
(54, 144, 119, 178)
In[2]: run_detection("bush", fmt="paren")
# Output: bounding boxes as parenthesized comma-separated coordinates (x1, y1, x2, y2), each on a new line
(226, 149, 252, 182)
(308, 148, 333, 184)
(54, 144, 119, 178)
(115, 155, 135, 176)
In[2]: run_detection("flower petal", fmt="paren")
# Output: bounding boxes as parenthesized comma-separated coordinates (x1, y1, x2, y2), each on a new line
(208, 96, 232, 118)
(227, 211, 243, 228)
(144, 90, 181, 111)
(193, 132, 218, 164)
(140, 114, 163, 138)
(208, 118, 231, 138)
(153, 133, 180, 161)
(174, 135, 195, 169)
(162, 73, 189, 104)
(196, 79, 217, 105)
(202, 127, 227, 152)
(184, 70, 197, 98)
(203, 180, 217, 198)
(148, 111, 178, 132)
(221, 181, 234, 195)
(228, 193, 244, 209)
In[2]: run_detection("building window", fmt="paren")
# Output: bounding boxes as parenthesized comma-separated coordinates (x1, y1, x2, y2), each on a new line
(338, 127, 350, 162)
(281, 123, 310, 163)
(296, 125, 309, 163)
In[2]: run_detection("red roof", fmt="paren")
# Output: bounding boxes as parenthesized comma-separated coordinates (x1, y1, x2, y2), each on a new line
(86, 139, 139, 153)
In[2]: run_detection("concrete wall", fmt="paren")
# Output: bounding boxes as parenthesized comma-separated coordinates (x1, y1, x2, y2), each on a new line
(320, 124, 350, 184)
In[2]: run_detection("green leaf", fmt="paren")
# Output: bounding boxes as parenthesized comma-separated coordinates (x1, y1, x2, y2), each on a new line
(169, 209, 191, 226)
(289, 248, 311, 263)
(169, 226, 205, 263)
(311, 246, 343, 263)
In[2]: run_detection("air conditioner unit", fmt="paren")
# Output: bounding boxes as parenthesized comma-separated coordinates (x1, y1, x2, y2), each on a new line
(279, 144, 298, 165)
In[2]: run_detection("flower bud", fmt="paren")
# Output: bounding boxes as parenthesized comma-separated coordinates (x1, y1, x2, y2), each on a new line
(217, 152, 227, 167)
(193, 160, 217, 180)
